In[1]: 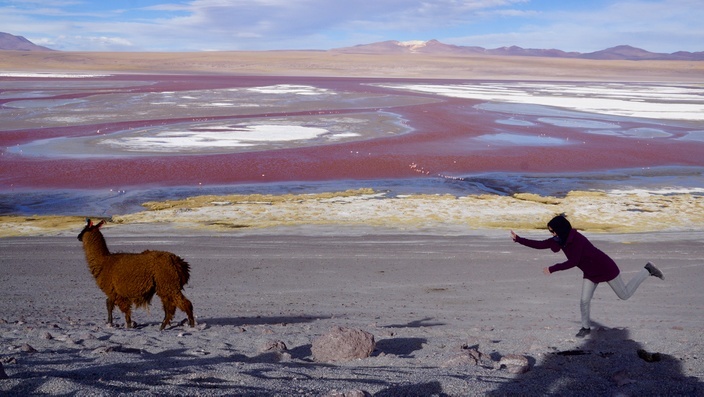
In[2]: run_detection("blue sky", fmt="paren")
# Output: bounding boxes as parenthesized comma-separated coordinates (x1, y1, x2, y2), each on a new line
(1, 0, 702, 53)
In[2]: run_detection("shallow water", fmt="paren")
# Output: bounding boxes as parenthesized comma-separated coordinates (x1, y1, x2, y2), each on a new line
(2, 166, 702, 217)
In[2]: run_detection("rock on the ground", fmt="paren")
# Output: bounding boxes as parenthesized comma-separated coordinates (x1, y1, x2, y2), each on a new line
(312, 326, 375, 363)
(498, 354, 531, 374)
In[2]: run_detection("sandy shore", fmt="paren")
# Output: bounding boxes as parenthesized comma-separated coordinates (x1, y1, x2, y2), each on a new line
(1, 225, 703, 396)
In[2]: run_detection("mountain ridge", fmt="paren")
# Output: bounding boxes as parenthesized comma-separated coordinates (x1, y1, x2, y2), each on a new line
(2, 32, 702, 61)
(332, 39, 704, 61)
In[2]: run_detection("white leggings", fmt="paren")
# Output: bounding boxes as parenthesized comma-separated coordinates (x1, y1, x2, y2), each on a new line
(580, 268, 650, 328)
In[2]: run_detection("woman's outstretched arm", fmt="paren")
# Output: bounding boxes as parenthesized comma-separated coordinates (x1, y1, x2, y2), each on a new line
(511, 230, 560, 251)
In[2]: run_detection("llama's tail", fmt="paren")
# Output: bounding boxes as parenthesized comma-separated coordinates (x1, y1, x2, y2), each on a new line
(170, 255, 191, 288)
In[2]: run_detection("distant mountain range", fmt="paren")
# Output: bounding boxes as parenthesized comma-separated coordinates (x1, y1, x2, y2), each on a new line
(0, 32, 54, 51)
(332, 39, 704, 61)
(2, 32, 702, 61)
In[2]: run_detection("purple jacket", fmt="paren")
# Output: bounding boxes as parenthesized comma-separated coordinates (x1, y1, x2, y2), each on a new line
(515, 229, 620, 283)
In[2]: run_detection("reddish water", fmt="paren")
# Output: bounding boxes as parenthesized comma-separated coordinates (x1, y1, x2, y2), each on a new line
(1, 75, 702, 190)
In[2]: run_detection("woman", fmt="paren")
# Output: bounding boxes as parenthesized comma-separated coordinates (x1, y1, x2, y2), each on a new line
(511, 215, 664, 338)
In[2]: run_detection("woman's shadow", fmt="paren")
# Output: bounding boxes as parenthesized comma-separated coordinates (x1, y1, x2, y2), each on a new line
(488, 322, 702, 396)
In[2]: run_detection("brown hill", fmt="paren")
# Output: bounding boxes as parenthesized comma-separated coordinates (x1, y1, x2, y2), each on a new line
(581, 45, 704, 60)
(0, 32, 54, 51)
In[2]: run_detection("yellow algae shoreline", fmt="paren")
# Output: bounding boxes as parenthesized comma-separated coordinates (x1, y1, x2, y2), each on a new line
(1, 189, 701, 237)
(0, 215, 87, 238)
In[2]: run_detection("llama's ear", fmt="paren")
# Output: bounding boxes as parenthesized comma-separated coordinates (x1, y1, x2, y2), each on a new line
(96, 220, 105, 228)
(86, 218, 92, 227)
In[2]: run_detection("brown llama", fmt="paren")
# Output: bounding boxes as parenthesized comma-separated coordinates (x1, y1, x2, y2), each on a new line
(77, 219, 195, 330)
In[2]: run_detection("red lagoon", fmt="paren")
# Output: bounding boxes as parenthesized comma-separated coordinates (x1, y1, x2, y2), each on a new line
(1, 74, 702, 191)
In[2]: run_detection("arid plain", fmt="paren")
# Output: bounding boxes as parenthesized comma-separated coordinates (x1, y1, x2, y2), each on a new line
(3, 49, 704, 80)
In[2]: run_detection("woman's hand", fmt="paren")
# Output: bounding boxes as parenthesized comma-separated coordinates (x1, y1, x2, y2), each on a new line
(510, 230, 518, 242)
(543, 267, 551, 275)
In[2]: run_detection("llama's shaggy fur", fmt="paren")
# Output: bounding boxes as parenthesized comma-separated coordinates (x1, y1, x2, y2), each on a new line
(78, 219, 195, 330)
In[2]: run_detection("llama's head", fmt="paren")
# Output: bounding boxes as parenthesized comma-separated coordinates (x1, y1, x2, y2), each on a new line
(77, 218, 105, 241)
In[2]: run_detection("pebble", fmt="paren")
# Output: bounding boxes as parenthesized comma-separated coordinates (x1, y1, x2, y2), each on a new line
(21, 343, 37, 353)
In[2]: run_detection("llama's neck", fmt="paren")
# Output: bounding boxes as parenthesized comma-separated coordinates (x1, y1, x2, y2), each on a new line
(82, 232, 111, 275)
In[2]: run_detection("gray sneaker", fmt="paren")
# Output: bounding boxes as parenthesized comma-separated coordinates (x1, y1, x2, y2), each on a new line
(645, 262, 664, 280)
(576, 327, 591, 338)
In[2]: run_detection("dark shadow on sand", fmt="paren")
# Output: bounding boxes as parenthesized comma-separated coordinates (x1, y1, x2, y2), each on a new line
(4, 343, 450, 396)
(382, 317, 446, 328)
(191, 315, 328, 327)
(287, 344, 313, 361)
(374, 338, 427, 358)
(374, 380, 449, 397)
(5, 348, 272, 396)
(487, 323, 703, 396)
(99, 314, 328, 330)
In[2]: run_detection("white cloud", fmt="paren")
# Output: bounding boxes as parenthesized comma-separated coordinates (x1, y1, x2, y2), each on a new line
(146, 0, 536, 50)
(38, 35, 134, 51)
(0, 0, 701, 52)
(449, 0, 704, 52)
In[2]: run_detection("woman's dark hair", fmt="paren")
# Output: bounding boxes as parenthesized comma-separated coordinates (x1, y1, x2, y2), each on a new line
(548, 215, 572, 246)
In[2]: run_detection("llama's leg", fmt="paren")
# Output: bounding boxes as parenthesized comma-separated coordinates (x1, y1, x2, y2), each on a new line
(160, 298, 176, 330)
(106, 297, 115, 326)
(115, 297, 134, 328)
(176, 293, 195, 327)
